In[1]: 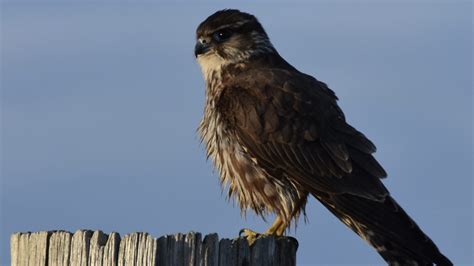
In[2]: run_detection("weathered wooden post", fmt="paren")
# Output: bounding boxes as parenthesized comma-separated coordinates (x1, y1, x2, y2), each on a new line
(10, 230, 298, 266)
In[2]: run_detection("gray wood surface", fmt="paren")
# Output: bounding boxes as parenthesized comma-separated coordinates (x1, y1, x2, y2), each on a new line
(10, 230, 297, 266)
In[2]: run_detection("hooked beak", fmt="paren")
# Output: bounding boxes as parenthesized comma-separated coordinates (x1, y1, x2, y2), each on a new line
(194, 41, 210, 57)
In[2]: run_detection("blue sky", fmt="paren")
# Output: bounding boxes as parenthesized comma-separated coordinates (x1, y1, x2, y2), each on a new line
(1, 1, 472, 265)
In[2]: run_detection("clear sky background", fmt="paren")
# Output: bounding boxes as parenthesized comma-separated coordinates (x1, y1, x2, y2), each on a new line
(1, 0, 472, 265)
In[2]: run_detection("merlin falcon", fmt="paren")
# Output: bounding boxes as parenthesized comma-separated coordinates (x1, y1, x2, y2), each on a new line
(194, 9, 452, 265)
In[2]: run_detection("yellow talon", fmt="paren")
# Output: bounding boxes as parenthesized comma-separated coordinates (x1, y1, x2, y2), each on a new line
(239, 228, 261, 246)
(239, 217, 287, 246)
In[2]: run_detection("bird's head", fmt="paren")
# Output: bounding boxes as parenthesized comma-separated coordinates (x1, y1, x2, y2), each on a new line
(195, 9, 274, 77)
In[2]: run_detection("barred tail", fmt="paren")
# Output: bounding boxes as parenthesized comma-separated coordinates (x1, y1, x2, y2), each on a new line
(313, 193, 452, 266)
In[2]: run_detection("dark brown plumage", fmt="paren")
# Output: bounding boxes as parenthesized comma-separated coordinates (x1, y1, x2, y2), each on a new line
(195, 9, 452, 265)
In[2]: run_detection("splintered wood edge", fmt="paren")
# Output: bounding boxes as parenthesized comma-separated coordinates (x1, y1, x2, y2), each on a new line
(10, 231, 298, 266)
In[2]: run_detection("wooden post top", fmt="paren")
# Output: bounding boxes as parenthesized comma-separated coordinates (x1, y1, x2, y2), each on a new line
(10, 230, 298, 266)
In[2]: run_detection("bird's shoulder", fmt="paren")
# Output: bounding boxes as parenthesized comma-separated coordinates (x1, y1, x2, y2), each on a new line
(217, 65, 344, 144)
(221, 64, 339, 107)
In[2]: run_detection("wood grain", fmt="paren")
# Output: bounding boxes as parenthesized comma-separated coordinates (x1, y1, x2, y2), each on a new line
(10, 230, 297, 266)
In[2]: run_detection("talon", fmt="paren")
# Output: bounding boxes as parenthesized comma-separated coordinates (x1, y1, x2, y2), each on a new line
(239, 228, 261, 246)
(239, 228, 260, 238)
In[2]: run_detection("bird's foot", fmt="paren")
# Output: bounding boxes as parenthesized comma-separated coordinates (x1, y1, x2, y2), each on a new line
(239, 228, 263, 246)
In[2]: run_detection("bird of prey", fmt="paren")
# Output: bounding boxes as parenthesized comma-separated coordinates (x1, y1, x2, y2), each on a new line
(194, 9, 452, 265)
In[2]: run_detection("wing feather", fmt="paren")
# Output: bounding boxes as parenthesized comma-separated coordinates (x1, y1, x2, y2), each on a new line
(219, 68, 388, 200)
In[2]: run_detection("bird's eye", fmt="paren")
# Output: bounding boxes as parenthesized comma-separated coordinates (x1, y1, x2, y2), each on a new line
(212, 29, 232, 42)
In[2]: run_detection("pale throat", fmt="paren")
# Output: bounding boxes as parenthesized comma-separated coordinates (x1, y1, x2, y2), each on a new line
(197, 54, 227, 83)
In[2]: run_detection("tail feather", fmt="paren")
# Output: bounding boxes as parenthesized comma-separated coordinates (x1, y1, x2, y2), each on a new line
(313, 192, 452, 266)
